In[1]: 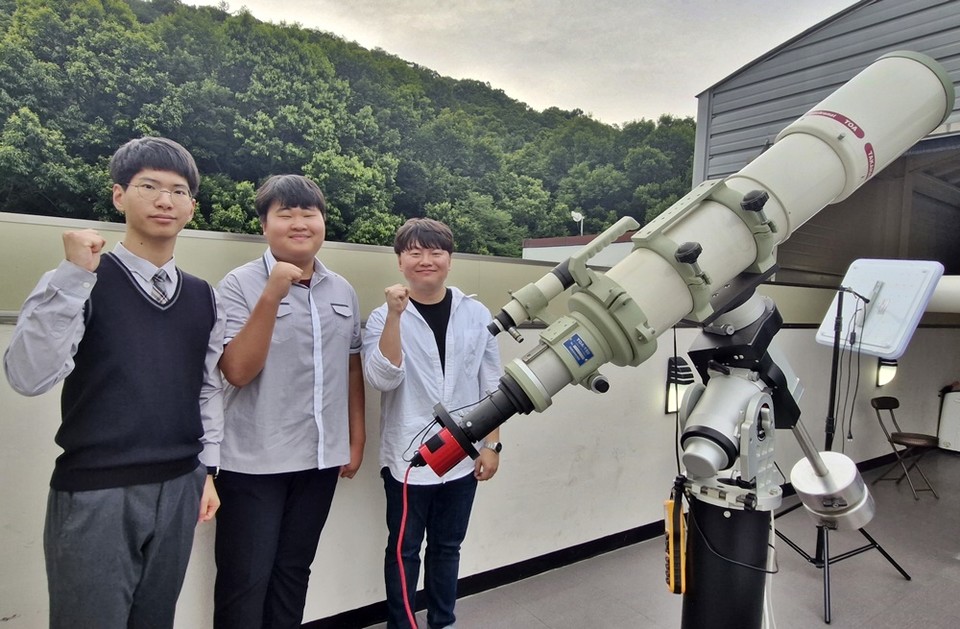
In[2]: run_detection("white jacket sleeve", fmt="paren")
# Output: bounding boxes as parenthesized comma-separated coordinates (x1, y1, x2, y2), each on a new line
(361, 305, 405, 392)
(479, 322, 503, 395)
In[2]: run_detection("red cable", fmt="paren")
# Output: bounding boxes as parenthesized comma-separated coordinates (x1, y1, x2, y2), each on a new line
(398, 465, 418, 628)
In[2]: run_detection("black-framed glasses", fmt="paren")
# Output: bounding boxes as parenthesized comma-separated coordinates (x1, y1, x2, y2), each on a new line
(128, 182, 194, 206)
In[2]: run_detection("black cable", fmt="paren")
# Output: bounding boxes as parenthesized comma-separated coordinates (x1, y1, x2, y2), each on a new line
(773, 461, 787, 486)
(401, 420, 439, 464)
(847, 299, 867, 441)
(400, 393, 496, 464)
(672, 326, 682, 474)
(686, 501, 779, 575)
(839, 298, 867, 445)
(447, 394, 492, 415)
(838, 303, 860, 450)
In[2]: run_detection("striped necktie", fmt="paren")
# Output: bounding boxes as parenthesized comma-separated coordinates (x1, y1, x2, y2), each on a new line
(151, 270, 169, 305)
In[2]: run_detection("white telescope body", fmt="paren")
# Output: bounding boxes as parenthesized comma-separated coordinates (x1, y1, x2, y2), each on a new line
(499, 51, 955, 414)
(415, 51, 955, 629)
(418, 51, 955, 484)
(929, 276, 960, 313)
(607, 51, 955, 342)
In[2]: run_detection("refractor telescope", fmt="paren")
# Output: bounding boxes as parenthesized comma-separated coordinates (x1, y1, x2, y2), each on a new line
(410, 50, 955, 628)
(412, 50, 955, 475)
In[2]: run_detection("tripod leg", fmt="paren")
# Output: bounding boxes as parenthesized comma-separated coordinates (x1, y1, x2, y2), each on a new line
(822, 527, 831, 624)
(859, 529, 911, 580)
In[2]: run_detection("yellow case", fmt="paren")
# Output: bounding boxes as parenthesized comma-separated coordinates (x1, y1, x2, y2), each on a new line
(664, 499, 686, 594)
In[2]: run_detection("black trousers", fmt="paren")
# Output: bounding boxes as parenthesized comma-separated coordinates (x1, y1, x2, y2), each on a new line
(213, 467, 339, 629)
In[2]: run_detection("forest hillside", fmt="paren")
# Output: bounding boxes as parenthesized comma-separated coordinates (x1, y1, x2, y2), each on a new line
(0, 0, 695, 255)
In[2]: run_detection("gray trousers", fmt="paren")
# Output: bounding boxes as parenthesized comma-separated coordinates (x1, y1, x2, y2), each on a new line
(43, 465, 206, 629)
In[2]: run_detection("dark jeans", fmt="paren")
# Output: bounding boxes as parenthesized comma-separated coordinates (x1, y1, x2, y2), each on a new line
(214, 467, 339, 629)
(382, 467, 478, 629)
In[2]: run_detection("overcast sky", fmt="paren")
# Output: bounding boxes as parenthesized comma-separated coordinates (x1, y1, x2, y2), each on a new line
(189, 0, 859, 125)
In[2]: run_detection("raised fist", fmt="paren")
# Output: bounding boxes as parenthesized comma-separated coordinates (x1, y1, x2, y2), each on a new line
(384, 284, 410, 315)
(62, 229, 106, 272)
(264, 261, 305, 301)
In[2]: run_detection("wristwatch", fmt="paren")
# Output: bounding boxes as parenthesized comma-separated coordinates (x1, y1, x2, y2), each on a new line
(206, 466, 220, 479)
(481, 441, 502, 454)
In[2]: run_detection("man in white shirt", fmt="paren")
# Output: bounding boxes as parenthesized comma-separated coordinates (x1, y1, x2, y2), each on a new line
(363, 218, 502, 629)
(214, 174, 365, 629)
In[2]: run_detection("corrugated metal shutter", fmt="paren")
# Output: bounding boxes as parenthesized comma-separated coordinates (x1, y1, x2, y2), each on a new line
(694, 0, 960, 285)
(699, 0, 960, 182)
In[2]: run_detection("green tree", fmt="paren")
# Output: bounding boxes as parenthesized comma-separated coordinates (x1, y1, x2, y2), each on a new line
(348, 209, 404, 246)
(302, 149, 398, 241)
(557, 162, 632, 234)
(412, 108, 503, 178)
(0, 106, 108, 218)
(426, 192, 523, 257)
(479, 171, 566, 239)
(0, 0, 696, 259)
(196, 175, 257, 233)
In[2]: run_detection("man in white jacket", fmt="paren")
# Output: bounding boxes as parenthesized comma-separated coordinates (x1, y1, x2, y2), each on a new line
(363, 218, 502, 629)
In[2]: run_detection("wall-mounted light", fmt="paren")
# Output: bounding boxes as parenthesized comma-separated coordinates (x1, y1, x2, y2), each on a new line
(876, 357, 898, 387)
(665, 356, 695, 414)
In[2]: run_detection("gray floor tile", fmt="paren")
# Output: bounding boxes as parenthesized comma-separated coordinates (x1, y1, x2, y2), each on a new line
(366, 450, 960, 628)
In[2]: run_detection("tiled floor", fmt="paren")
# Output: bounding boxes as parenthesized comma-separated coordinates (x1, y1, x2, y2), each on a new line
(365, 449, 960, 628)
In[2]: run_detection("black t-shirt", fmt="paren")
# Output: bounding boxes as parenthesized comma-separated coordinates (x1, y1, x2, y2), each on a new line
(410, 288, 452, 373)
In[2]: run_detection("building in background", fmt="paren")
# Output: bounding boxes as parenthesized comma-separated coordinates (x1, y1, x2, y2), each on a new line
(525, 0, 960, 282)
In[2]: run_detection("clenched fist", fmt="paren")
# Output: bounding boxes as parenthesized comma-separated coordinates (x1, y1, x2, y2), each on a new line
(62, 229, 107, 272)
(264, 261, 305, 302)
(384, 284, 410, 315)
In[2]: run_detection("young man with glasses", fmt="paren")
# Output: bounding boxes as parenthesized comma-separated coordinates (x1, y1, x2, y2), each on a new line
(3, 137, 224, 628)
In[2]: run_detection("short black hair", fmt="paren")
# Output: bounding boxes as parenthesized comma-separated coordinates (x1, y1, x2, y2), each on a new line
(255, 175, 327, 222)
(393, 218, 454, 255)
(109, 137, 200, 194)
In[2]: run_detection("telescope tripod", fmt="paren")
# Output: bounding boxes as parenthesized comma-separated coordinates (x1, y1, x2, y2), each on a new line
(774, 501, 910, 623)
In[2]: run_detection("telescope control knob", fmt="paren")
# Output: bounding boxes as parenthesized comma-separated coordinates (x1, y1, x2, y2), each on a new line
(740, 190, 778, 233)
(675, 242, 710, 286)
(675, 242, 703, 265)
(740, 189, 769, 213)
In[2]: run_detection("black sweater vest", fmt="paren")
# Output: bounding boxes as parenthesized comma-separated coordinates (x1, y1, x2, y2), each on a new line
(54, 253, 215, 491)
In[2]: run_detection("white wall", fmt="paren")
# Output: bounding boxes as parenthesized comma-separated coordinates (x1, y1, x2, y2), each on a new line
(3, 324, 958, 627)
(2, 214, 958, 627)
(522, 241, 633, 267)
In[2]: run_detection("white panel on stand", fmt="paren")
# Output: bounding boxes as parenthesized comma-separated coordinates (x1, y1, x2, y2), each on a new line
(815, 259, 944, 358)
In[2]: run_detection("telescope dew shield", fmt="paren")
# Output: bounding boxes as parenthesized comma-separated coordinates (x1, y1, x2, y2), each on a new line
(730, 51, 956, 238)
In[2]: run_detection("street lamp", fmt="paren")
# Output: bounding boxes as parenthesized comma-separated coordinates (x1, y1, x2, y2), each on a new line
(570, 211, 584, 236)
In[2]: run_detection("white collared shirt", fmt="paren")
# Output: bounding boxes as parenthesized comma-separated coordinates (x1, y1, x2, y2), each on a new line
(363, 286, 502, 485)
(217, 249, 361, 473)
